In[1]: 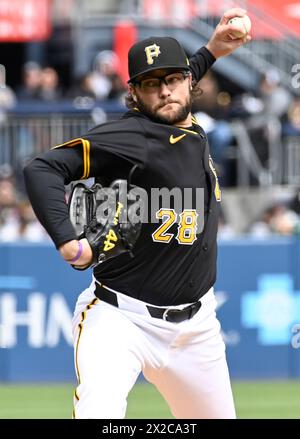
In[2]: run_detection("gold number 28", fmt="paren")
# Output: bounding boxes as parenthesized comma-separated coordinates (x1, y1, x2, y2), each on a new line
(152, 209, 198, 245)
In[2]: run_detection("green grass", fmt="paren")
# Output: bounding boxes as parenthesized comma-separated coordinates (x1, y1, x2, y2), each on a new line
(0, 381, 299, 419)
(232, 381, 300, 419)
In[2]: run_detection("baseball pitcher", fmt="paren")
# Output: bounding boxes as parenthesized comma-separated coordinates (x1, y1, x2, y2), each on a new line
(24, 9, 250, 418)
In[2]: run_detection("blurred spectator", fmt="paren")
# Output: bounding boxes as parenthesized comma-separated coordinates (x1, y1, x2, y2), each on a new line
(90, 50, 126, 100)
(0, 163, 14, 181)
(67, 72, 96, 101)
(230, 69, 293, 183)
(259, 70, 292, 119)
(16, 61, 42, 101)
(38, 67, 63, 102)
(108, 71, 127, 101)
(230, 93, 264, 118)
(0, 172, 49, 242)
(282, 98, 300, 137)
(0, 64, 16, 109)
(90, 50, 116, 100)
(231, 70, 292, 120)
(0, 84, 16, 109)
(17, 200, 49, 241)
(249, 203, 299, 237)
(289, 187, 300, 215)
(232, 70, 293, 120)
(193, 72, 234, 186)
(0, 65, 16, 164)
(0, 177, 19, 241)
(217, 208, 236, 239)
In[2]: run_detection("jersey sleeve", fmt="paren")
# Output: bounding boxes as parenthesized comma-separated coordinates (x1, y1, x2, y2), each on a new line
(189, 46, 216, 83)
(24, 118, 147, 249)
(83, 118, 147, 178)
(24, 144, 88, 248)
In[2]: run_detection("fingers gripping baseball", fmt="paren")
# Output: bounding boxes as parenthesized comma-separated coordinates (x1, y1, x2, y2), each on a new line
(206, 8, 251, 59)
(227, 15, 251, 41)
(219, 8, 247, 25)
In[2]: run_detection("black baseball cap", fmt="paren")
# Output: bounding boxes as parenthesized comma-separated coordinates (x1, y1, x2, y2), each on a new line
(128, 36, 190, 83)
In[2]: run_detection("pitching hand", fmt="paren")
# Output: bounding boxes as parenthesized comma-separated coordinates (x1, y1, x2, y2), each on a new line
(205, 8, 251, 59)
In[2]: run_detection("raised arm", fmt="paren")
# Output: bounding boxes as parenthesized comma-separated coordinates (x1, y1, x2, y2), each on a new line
(189, 8, 251, 82)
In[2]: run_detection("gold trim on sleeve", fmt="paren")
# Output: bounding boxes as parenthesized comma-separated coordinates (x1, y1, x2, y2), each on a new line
(51, 137, 91, 180)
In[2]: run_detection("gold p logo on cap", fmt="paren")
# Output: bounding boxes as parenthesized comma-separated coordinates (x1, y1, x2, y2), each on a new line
(144, 44, 161, 65)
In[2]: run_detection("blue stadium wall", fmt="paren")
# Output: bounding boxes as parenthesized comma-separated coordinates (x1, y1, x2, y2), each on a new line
(0, 238, 300, 382)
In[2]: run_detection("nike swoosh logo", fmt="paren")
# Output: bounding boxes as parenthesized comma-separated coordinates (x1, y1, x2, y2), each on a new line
(169, 134, 187, 144)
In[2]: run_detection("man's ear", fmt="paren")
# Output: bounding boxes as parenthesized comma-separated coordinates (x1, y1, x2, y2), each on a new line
(129, 85, 137, 102)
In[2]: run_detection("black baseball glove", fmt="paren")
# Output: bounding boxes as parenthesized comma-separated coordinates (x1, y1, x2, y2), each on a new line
(68, 179, 144, 269)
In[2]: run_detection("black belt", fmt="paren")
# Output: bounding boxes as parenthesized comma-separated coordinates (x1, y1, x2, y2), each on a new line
(94, 283, 202, 323)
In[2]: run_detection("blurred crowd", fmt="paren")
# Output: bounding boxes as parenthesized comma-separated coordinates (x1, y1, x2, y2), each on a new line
(1, 162, 300, 243)
(0, 50, 127, 111)
(194, 69, 296, 187)
(247, 195, 300, 238)
(217, 190, 300, 240)
(1, 50, 300, 242)
(0, 165, 49, 242)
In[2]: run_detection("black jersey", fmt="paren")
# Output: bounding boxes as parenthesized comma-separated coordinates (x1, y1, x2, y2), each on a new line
(24, 46, 220, 306)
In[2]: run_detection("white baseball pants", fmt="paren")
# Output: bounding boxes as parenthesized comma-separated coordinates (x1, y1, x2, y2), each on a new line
(72, 279, 236, 419)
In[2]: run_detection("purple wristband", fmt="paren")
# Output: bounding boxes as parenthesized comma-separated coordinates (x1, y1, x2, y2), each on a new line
(69, 241, 83, 263)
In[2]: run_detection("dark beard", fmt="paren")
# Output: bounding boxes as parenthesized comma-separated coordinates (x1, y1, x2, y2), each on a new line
(136, 96, 192, 125)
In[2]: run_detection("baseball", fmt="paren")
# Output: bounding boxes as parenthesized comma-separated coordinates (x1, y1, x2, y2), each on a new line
(228, 15, 251, 39)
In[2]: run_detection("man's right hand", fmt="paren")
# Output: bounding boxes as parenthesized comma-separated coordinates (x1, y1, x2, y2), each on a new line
(205, 8, 251, 59)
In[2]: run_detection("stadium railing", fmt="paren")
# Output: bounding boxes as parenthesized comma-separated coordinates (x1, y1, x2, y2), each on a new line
(0, 100, 125, 167)
(1, 101, 300, 187)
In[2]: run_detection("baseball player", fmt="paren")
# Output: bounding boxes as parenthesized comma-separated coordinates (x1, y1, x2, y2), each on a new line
(24, 9, 250, 419)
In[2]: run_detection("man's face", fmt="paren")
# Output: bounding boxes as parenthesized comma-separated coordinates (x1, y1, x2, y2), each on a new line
(130, 69, 192, 125)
